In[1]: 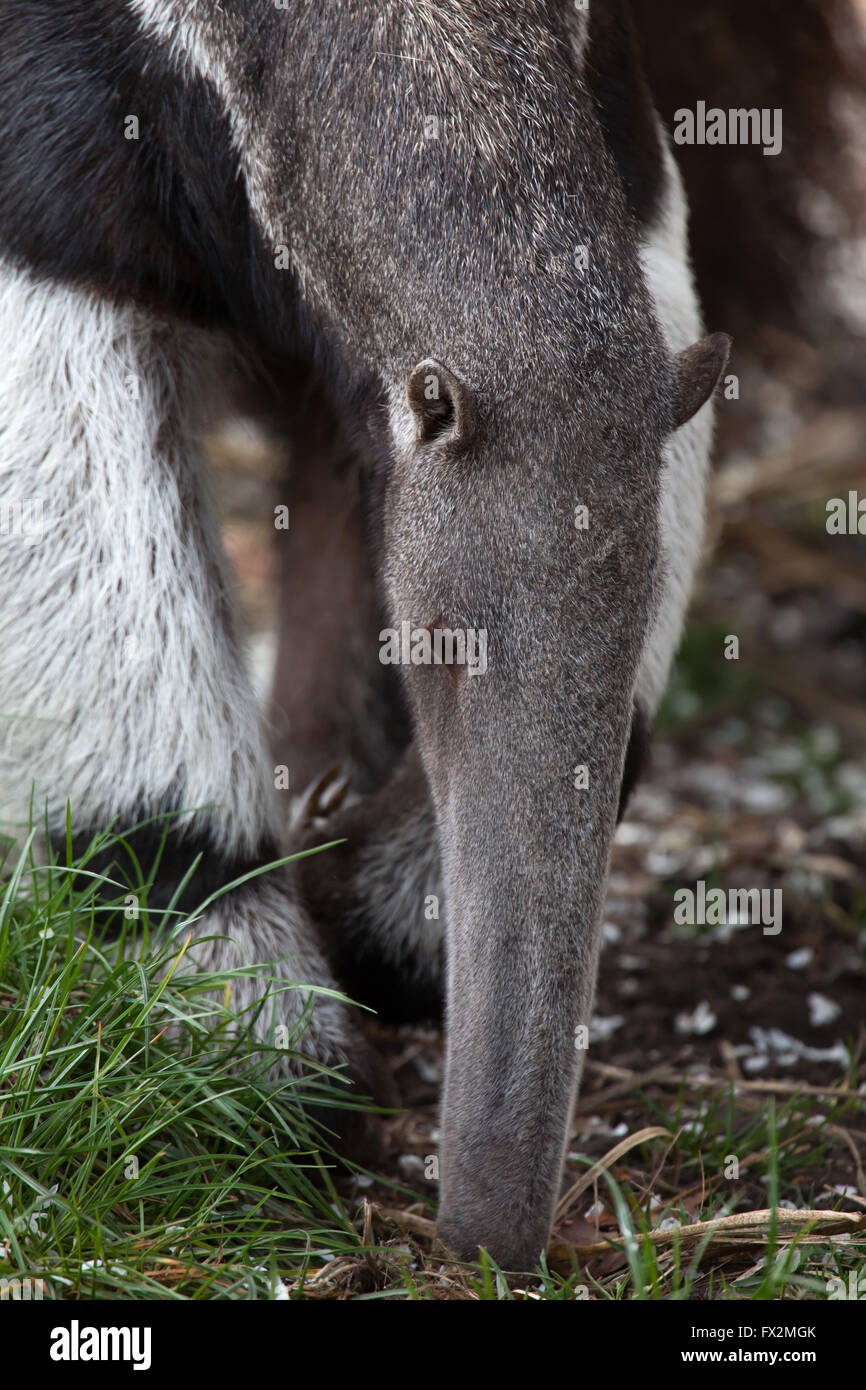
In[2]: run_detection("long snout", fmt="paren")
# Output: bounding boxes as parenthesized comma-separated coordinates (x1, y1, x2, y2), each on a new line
(383, 394, 662, 1268)
(431, 671, 635, 1268)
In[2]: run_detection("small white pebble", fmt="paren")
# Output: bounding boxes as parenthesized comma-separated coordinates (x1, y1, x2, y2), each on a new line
(590, 1014, 625, 1041)
(396, 1154, 424, 1176)
(613, 822, 653, 847)
(808, 993, 841, 1027)
(785, 948, 814, 970)
(675, 1001, 717, 1036)
(742, 1054, 769, 1074)
(741, 781, 792, 812)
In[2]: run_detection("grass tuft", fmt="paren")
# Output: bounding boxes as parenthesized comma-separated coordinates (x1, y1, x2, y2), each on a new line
(0, 823, 372, 1300)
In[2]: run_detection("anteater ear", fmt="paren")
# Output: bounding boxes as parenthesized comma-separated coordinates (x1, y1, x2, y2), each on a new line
(407, 358, 476, 449)
(671, 333, 732, 430)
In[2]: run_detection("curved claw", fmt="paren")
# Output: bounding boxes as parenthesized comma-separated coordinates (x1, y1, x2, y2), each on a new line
(290, 762, 351, 832)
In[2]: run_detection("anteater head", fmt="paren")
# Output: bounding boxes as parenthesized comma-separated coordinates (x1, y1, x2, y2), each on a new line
(379, 323, 727, 1268)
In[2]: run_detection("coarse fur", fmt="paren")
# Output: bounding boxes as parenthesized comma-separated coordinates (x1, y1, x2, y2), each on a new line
(0, 0, 737, 1268)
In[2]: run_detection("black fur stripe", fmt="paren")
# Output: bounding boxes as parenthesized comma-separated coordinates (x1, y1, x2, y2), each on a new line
(584, 0, 665, 230)
(617, 699, 650, 821)
(51, 817, 280, 923)
(0, 0, 281, 340)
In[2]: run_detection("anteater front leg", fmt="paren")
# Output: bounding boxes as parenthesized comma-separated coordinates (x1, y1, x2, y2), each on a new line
(295, 744, 445, 1025)
(266, 372, 411, 797)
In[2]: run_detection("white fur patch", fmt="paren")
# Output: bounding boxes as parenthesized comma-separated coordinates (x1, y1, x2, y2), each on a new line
(636, 135, 715, 714)
(0, 256, 275, 855)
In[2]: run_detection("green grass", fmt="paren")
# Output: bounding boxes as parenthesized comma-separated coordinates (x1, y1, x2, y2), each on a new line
(0, 823, 381, 1299)
(0, 822, 863, 1300)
